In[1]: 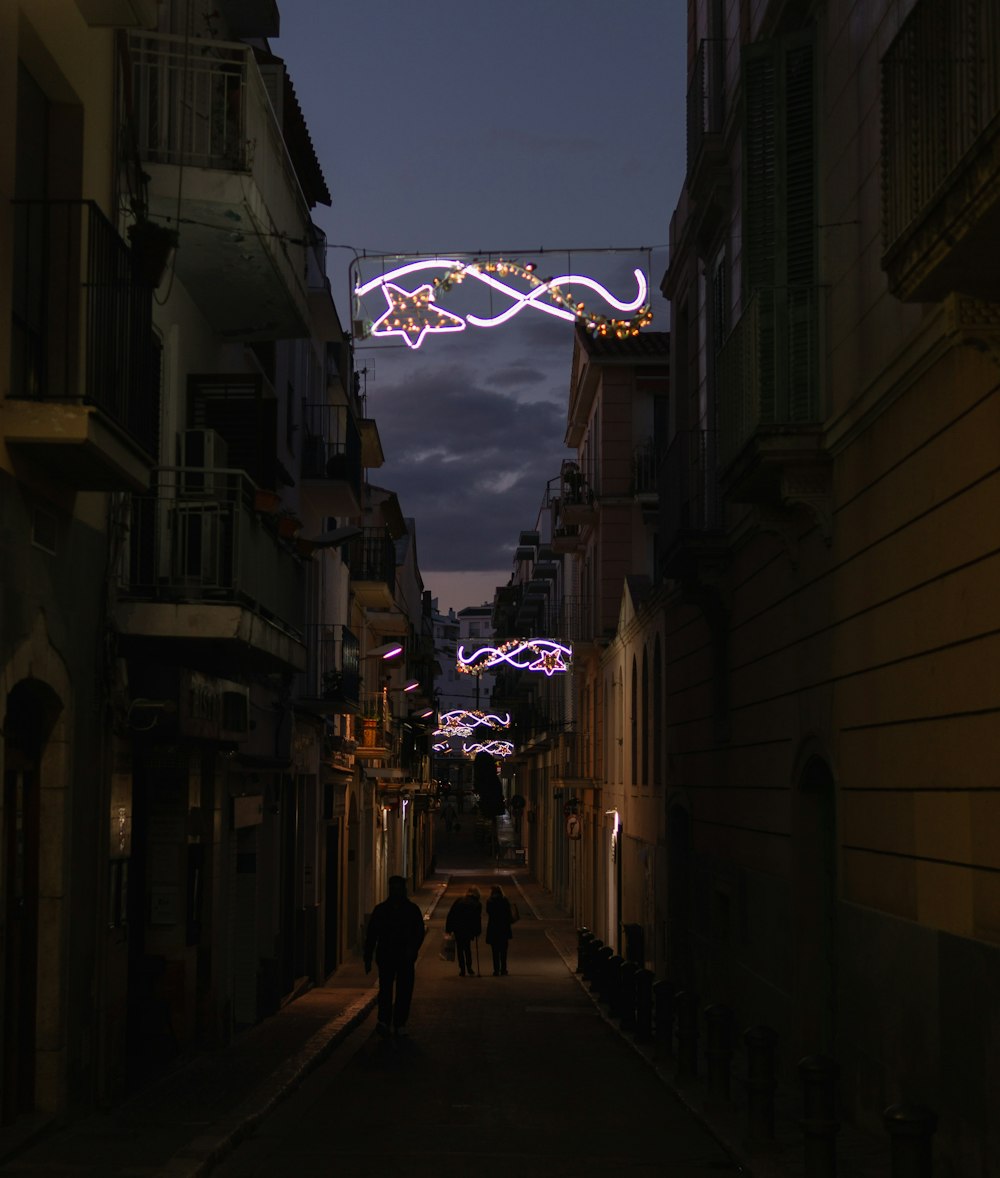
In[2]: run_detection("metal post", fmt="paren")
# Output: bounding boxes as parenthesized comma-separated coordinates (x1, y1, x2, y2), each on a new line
(704, 1003, 735, 1102)
(744, 1025, 778, 1145)
(883, 1104, 937, 1178)
(652, 979, 675, 1058)
(593, 945, 613, 995)
(576, 928, 592, 974)
(619, 960, 639, 1028)
(634, 968, 653, 1043)
(799, 1055, 839, 1177)
(675, 990, 700, 1079)
(583, 938, 603, 984)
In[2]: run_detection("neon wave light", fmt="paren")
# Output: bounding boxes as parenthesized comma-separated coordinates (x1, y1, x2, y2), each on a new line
(435, 709, 512, 738)
(463, 740, 514, 759)
(457, 639, 572, 677)
(354, 258, 651, 350)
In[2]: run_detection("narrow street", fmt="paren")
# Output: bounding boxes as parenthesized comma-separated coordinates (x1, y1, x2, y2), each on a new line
(211, 826, 738, 1178)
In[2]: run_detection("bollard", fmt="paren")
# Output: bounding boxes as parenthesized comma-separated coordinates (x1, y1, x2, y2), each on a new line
(704, 1004, 735, 1102)
(583, 938, 603, 984)
(593, 945, 613, 994)
(603, 953, 625, 1009)
(619, 961, 639, 1029)
(675, 990, 700, 1079)
(799, 1055, 839, 1178)
(744, 1025, 778, 1146)
(576, 928, 592, 974)
(652, 979, 676, 1058)
(883, 1104, 937, 1178)
(635, 968, 654, 1043)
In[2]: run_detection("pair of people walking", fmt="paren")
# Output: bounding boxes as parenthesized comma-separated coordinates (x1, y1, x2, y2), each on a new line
(445, 884, 514, 977)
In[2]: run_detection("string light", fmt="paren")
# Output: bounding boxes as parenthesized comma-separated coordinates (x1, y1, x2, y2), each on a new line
(355, 258, 652, 349)
(435, 709, 512, 738)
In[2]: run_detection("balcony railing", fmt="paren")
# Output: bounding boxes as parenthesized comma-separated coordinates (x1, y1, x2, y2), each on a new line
(687, 38, 726, 171)
(662, 430, 723, 539)
(348, 527, 396, 594)
(301, 403, 362, 488)
(631, 438, 658, 496)
(882, 0, 1000, 256)
(296, 623, 360, 709)
(717, 286, 820, 470)
(10, 199, 155, 452)
(123, 467, 304, 636)
(555, 596, 596, 645)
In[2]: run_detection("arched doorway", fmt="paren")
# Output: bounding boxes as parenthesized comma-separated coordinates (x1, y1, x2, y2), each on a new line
(794, 755, 837, 1056)
(2, 679, 61, 1125)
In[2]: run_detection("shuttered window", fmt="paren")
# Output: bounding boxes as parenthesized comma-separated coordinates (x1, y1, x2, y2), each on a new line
(187, 373, 278, 489)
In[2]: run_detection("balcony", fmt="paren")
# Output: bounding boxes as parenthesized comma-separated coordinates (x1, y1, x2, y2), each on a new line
(295, 624, 360, 714)
(347, 527, 396, 608)
(300, 404, 362, 517)
(882, 0, 1000, 301)
(129, 31, 313, 338)
(117, 467, 306, 674)
(6, 200, 156, 490)
(559, 464, 597, 526)
(716, 286, 827, 508)
(551, 522, 582, 554)
(660, 430, 727, 583)
(556, 596, 596, 646)
(356, 691, 392, 758)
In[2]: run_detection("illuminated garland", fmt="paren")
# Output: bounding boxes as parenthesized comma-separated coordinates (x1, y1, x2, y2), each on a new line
(457, 639, 572, 677)
(435, 709, 512, 738)
(355, 258, 652, 350)
(463, 740, 514, 759)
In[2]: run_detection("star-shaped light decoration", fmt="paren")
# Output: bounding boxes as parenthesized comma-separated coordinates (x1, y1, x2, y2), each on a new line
(370, 282, 465, 349)
(530, 646, 570, 676)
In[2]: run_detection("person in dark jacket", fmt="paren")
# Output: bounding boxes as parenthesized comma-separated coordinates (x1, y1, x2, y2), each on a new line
(445, 887, 482, 976)
(364, 875, 426, 1036)
(485, 885, 514, 976)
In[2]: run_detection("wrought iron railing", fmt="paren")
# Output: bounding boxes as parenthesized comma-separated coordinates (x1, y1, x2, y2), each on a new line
(716, 286, 820, 469)
(301, 403, 362, 488)
(123, 467, 304, 636)
(10, 199, 156, 453)
(687, 38, 726, 170)
(881, 0, 1000, 252)
(347, 527, 396, 594)
(556, 596, 596, 645)
(297, 623, 359, 706)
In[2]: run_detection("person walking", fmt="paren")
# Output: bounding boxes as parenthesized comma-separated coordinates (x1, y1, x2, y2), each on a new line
(486, 884, 514, 976)
(363, 875, 426, 1037)
(445, 887, 482, 977)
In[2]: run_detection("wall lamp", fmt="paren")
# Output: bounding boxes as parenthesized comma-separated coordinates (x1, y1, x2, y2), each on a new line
(370, 641, 404, 661)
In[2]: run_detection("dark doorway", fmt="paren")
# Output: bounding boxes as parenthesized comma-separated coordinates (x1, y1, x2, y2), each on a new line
(324, 825, 339, 976)
(667, 802, 693, 989)
(2, 681, 59, 1125)
(795, 756, 837, 1055)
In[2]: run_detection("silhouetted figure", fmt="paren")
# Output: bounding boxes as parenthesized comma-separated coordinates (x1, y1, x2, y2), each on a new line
(473, 752, 504, 819)
(364, 875, 426, 1037)
(486, 885, 514, 976)
(445, 887, 482, 976)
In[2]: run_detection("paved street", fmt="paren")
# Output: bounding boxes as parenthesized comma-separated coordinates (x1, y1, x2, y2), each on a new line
(211, 851, 738, 1178)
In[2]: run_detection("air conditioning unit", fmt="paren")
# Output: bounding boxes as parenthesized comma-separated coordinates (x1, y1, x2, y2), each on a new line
(182, 429, 229, 496)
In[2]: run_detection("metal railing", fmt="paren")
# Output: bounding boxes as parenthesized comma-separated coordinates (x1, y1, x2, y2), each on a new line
(301, 403, 362, 487)
(123, 467, 304, 636)
(717, 286, 820, 469)
(881, 0, 1000, 251)
(296, 623, 359, 706)
(347, 527, 396, 594)
(10, 199, 156, 453)
(687, 38, 726, 170)
(661, 430, 723, 541)
(556, 596, 596, 645)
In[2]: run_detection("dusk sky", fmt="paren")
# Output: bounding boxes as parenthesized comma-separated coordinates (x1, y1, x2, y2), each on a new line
(275, 2, 687, 613)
